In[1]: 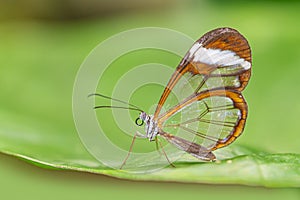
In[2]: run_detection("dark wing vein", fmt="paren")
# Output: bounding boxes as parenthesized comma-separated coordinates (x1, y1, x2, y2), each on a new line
(175, 125, 219, 143)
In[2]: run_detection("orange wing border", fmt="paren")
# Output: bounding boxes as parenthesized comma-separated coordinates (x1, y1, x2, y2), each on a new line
(158, 89, 248, 151)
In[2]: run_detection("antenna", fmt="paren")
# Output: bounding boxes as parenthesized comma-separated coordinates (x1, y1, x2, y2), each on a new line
(88, 93, 144, 112)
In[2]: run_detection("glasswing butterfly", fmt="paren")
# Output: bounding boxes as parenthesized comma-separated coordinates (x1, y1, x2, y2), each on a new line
(92, 27, 251, 169)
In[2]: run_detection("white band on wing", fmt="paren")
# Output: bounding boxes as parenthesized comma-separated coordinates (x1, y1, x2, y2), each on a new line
(189, 42, 251, 70)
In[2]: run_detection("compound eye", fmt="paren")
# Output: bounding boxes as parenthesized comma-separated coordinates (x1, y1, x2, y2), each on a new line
(135, 117, 144, 126)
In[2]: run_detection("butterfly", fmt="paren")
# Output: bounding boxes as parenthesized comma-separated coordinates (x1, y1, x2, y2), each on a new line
(92, 27, 251, 168)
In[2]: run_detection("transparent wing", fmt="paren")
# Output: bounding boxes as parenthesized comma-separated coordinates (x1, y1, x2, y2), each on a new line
(158, 89, 247, 151)
(153, 27, 251, 120)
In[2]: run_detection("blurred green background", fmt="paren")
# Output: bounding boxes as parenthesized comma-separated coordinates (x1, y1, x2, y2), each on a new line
(0, 0, 300, 199)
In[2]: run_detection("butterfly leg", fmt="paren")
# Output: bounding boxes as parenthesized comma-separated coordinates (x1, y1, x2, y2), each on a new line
(120, 131, 146, 169)
(155, 136, 163, 156)
(157, 137, 176, 168)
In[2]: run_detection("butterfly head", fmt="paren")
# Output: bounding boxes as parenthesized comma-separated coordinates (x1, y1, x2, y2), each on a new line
(135, 112, 146, 126)
(135, 112, 159, 141)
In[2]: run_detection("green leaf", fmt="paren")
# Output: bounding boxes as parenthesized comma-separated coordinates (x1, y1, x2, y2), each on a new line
(0, 109, 299, 188)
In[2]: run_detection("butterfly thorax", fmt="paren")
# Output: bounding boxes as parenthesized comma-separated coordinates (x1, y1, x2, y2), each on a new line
(139, 112, 159, 141)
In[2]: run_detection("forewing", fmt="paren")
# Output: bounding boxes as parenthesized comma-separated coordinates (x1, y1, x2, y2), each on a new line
(153, 27, 251, 119)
